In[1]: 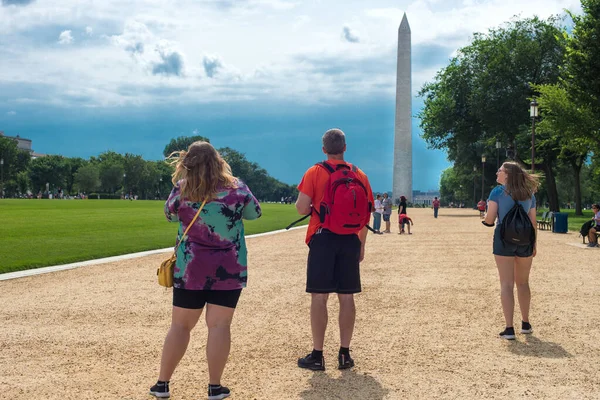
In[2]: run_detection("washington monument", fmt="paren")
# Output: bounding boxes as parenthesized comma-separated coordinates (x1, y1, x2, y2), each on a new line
(392, 13, 412, 203)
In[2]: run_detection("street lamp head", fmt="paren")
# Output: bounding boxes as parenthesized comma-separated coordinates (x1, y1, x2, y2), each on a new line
(481, 155, 486, 163)
(496, 140, 501, 149)
(0, 158, 3, 165)
(473, 165, 477, 172)
(530, 99, 539, 118)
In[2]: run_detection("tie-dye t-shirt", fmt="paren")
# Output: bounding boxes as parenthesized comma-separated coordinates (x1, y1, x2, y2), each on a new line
(164, 179, 262, 291)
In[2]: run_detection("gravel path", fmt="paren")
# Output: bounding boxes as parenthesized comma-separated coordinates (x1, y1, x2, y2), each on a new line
(1, 208, 599, 399)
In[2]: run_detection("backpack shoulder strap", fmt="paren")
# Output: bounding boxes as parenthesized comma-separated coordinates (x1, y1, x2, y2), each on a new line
(316, 161, 335, 174)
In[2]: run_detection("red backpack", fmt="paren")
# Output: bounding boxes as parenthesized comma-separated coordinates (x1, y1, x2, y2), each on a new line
(317, 162, 372, 235)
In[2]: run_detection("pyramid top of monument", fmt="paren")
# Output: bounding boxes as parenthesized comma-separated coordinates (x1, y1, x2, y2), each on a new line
(399, 13, 410, 33)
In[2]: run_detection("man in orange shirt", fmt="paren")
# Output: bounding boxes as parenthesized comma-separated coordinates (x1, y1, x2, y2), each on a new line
(295, 128, 374, 371)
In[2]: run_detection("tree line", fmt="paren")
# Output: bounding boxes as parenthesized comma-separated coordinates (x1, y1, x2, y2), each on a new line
(0, 134, 299, 202)
(420, 0, 600, 214)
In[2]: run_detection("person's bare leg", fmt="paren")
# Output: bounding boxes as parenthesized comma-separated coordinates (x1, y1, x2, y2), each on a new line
(205, 303, 236, 385)
(158, 306, 203, 381)
(338, 294, 356, 348)
(407, 224, 411, 234)
(514, 256, 533, 323)
(384, 220, 391, 233)
(495, 255, 515, 328)
(311, 293, 329, 351)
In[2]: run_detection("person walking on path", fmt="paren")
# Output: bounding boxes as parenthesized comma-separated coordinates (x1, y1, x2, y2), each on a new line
(483, 161, 539, 340)
(373, 194, 384, 234)
(150, 141, 262, 400)
(295, 128, 374, 371)
(398, 196, 408, 233)
(477, 199, 487, 218)
(432, 197, 440, 218)
(382, 193, 393, 233)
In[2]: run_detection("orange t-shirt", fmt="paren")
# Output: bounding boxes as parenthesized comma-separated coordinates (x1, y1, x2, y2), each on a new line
(297, 160, 375, 244)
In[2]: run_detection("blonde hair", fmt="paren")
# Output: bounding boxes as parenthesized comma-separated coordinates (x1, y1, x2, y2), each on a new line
(502, 161, 540, 201)
(167, 141, 237, 202)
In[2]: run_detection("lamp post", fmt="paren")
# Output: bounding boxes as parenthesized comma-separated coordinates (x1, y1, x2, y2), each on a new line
(481, 155, 486, 200)
(473, 165, 477, 208)
(123, 173, 127, 196)
(496, 140, 501, 170)
(530, 99, 539, 172)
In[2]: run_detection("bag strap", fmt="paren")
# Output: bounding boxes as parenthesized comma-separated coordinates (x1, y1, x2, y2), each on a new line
(174, 199, 207, 254)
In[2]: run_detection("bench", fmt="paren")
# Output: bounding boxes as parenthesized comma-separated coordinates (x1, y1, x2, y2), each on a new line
(537, 211, 553, 231)
(582, 230, 600, 244)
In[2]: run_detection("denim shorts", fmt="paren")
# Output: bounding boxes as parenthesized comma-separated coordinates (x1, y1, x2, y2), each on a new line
(382, 213, 391, 222)
(493, 226, 533, 257)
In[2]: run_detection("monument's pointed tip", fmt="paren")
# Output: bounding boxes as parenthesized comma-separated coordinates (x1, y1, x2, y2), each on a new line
(399, 12, 410, 33)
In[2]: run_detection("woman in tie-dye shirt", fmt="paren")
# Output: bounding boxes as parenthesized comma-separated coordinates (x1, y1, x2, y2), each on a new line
(150, 141, 261, 400)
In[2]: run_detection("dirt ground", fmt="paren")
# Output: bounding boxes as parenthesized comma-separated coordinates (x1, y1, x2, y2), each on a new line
(1, 208, 599, 400)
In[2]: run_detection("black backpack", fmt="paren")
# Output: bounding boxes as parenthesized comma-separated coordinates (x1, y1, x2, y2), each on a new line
(501, 199, 535, 246)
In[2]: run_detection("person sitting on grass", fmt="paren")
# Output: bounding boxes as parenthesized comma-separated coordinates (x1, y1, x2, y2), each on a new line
(398, 213, 413, 235)
(587, 204, 600, 248)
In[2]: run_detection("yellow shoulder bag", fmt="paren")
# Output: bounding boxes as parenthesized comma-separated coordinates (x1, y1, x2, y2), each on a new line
(158, 199, 207, 287)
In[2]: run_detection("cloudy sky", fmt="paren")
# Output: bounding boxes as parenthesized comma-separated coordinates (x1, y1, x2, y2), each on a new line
(0, 0, 582, 192)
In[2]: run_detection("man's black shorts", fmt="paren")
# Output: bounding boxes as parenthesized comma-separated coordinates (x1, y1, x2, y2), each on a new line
(306, 229, 361, 294)
(173, 288, 242, 309)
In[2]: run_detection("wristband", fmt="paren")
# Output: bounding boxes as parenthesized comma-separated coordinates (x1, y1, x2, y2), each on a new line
(481, 221, 495, 227)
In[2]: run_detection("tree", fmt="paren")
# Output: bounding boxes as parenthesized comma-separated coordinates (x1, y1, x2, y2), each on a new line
(28, 155, 70, 193)
(16, 171, 30, 195)
(163, 135, 210, 158)
(74, 164, 100, 193)
(564, 0, 600, 125)
(419, 16, 567, 211)
(534, 83, 595, 215)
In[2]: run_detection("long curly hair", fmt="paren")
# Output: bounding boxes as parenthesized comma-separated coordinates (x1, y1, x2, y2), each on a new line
(167, 141, 237, 202)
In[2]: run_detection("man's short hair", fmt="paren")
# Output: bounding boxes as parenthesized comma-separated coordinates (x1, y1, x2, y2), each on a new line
(322, 128, 346, 155)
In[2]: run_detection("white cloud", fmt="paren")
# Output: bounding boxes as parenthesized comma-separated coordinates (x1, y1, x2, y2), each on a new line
(6, 110, 17, 115)
(0, 0, 585, 108)
(58, 30, 73, 45)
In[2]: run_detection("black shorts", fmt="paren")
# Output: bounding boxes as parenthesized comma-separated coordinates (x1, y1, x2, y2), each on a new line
(306, 229, 361, 294)
(173, 288, 242, 309)
(493, 226, 533, 258)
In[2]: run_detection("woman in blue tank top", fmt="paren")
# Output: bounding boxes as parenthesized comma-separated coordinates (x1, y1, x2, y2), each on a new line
(483, 162, 539, 340)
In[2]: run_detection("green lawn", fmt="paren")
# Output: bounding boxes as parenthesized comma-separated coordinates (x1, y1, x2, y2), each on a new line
(537, 208, 595, 232)
(0, 200, 306, 274)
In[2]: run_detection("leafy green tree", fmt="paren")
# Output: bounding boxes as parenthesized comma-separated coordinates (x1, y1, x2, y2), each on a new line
(564, 0, 600, 125)
(163, 135, 210, 158)
(16, 171, 30, 195)
(419, 16, 567, 211)
(74, 164, 100, 193)
(99, 161, 125, 194)
(28, 155, 70, 193)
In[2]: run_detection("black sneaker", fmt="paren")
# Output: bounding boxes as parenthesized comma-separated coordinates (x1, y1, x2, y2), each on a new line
(298, 353, 325, 371)
(521, 321, 533, 334)
(499, 327, 516, 340)
(208, 384, 230, 400)
(338, 352, 354, 370)
(149, 381, 170, 398)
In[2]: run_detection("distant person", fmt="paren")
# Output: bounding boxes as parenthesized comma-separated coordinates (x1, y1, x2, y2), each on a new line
(398, 196, 408, 232)
(295, 128, 374, 371)
(398, 213, 413, 235)
(149, 141, 262, 400)
(381, 193, 393, 233)
(432, 197, 440, 218)
(477, 199, 486, 218)
(587, 204, 600, 247)
(483, 162, 539, 340)
(373, 194, 383, 234)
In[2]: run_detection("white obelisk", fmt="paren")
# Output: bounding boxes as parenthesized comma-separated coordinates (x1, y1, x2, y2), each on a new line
(392, 13, 412, 203)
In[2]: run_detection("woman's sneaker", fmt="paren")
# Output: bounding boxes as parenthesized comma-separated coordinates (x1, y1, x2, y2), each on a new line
(499, 327, 516, 340)
(298, 353, 325, 371)
(208, 384, 231, 400)
(521, 321, 533, 334)
(149, 381, 170, 398)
